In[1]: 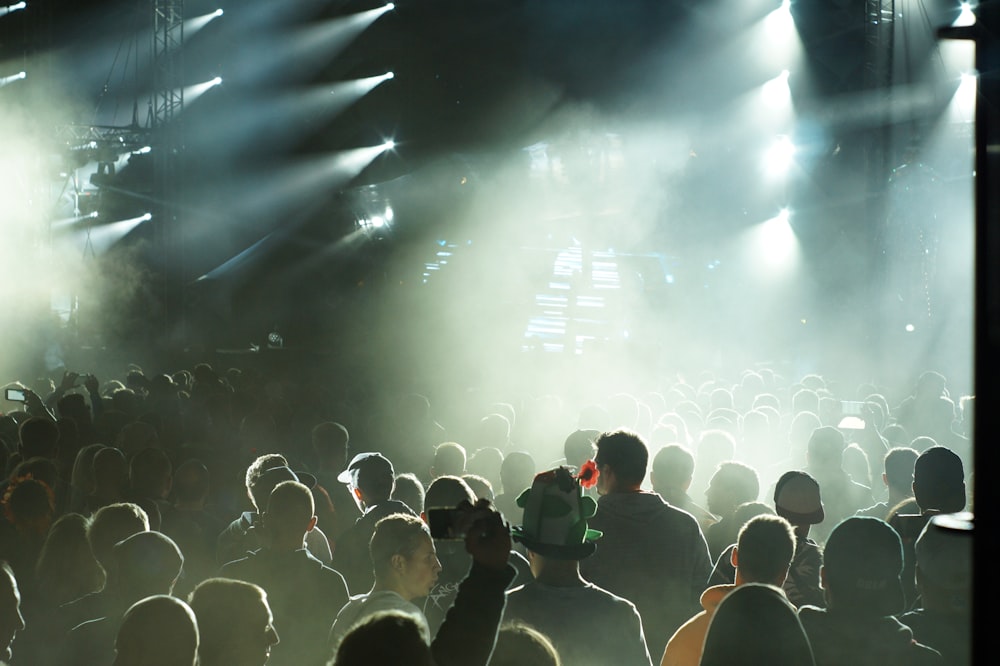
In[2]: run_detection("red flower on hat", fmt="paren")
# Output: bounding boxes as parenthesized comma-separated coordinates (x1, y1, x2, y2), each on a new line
(577, 460, 600, 489)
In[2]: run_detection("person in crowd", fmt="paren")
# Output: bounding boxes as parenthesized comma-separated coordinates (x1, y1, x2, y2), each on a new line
(329, 504, 515, 666)
(0, 562, 25, 665)
(804, 427, 872, 544)
(112, 595, 199, 666)
(893, 372, 967, 463)
(392, 472, 426, 514)
(703, 461, 760, 560)
(421, 476, 530, 635)
(331, 452, 417, 594)
(83, 446, 126, 512)
(490, 622, 562, 666)
(504, 465, 652, 666)
(311, 421, 361, 542)
(797, 517, 941, 665)
(494, 451, 535, 526)
(64, 530, 185, 664)
(217, 454, 332, 566)
(56, 502, 150, 635)
(187, 577, 280, 666)
(331, 610, 435, 666)
(773, 471, 825, 608)
(580, 430, 711, 661)
(467, 447, 504, 496)
(897, 513, 972, 665)
(699, 583, 815, 666)
(221, 480, 350, 666)
(891, 445, 967, 609)
(706, 501, 777, 586)
(690, 430, 735, 501)
(857, 447, 918, 520)
(431, 442, 468, 479)
(650, 444, 715, 533)
(562, 429, 599, 472)
(662, 514, 795, 666)
(462, 474, 495, 502)
(160, 459, 225, 596)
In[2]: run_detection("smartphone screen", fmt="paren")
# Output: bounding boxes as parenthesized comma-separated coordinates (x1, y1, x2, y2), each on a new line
(4, 388, 26, 402)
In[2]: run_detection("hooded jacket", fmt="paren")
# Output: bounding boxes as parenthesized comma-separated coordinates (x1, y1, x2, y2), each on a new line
(580, 491, 711, 660)
(798, 606, 942, 666)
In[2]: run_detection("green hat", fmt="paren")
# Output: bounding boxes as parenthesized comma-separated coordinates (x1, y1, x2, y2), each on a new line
(511, 466, 602, 560)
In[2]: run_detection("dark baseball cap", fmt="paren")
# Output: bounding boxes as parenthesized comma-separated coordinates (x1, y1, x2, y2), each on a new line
(337, 452, 394, 486)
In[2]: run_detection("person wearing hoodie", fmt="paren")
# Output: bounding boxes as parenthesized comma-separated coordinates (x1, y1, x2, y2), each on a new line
(221, 480, 350, 666)
(797, 516, 942, 666)
(580, 429, 711, 661)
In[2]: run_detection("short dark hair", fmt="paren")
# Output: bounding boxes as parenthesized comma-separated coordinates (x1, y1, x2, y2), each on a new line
(424, 475, 475, 510)
(334, 611, 433, 666)
(736, 515, 795, 583)
(883, 447, 918, 492)
(594, 430, 648, 486)
(913, 446, 965, 513)
(652, 444, 695, 489)
(712, 461, 760, 506)
(370, 514, 431, 579)
(19, 417, 59, 459)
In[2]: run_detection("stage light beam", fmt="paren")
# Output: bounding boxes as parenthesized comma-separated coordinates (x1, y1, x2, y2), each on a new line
(185, 8, 225, 36)
(955, 2, 976, 26)
(0, 71, 26, 87)
(762, 70, 791, 109)
(0, 2, 26, 17)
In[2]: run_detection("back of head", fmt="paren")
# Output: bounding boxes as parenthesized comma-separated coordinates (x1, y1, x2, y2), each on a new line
(806, 426, 846, 469)
(3, 475, 56, 533)
(476, 414, 511, 450)
(594, 429, 648, 487)
(370, 513, 431, 580)
(773, 470, 824, 526)
(563, 429, 599, 469)
(424, 475, 476, 511)
(114, 531, 184, 600)
(490, 622, 562, 666)
(88, 502, 150, 573)
(129, 446, 173, 499)
(264, 480, 315, 541)
(114, 595, 198, 666)
(913, 446, 966, 513)
(736, 515, 795, 584)
(500, 451, 536, 496)
(822, 516, 904, 615)
(245, 453, 288, 494)
(249, 463, 298, 512)
(883, 447, 918, 492)
(710, 461, 760, 507)
(311, 422, 349, 459)
(188, 578, 270, 666)
(651, 444, 695, 491)
(172, 459, 210, 505)
(36, 512, 104, 602)
(332, 610, 433, 666)
(18, 417, 60, 459)
(391, 473, 425, 514)
(432, 442, 467, 478)
(700, 583, 815, 666)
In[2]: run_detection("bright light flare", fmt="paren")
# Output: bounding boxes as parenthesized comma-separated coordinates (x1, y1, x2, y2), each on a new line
(954, 1, 976, 26)
(0, 71, 26, 86)
(761, 70, 791, 109)
(742, 208, 801, 278)
(0, 2, 26, 17)
(755, 0, 803, 72)
(185, 9, 225, 36)
(70, 213, 150, 255)
(763, 135, 796, 177)
(183, 76, 223, 103)
(382, 139, 396, 151)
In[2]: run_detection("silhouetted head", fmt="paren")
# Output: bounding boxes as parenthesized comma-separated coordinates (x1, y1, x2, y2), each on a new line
(114, 595, 198, 666)
(705, 461, 759, 517)
(913, 446, 966, 513)
(594, 429, 649, 494)
(822, 517, 904, 615)
(332, 610, 433, 666)
(734, 515, 795, 585)
(700, 584, 814, 666)
(490, 622, 561, 666)
(188, 578, 279, 666)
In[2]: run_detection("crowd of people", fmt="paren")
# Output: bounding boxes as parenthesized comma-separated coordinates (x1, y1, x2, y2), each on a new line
(0, 362, 974, 665)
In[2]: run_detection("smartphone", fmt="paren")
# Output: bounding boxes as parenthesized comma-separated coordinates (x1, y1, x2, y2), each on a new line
(4, 388, 26, 402)
(427, 507, 467, 540)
